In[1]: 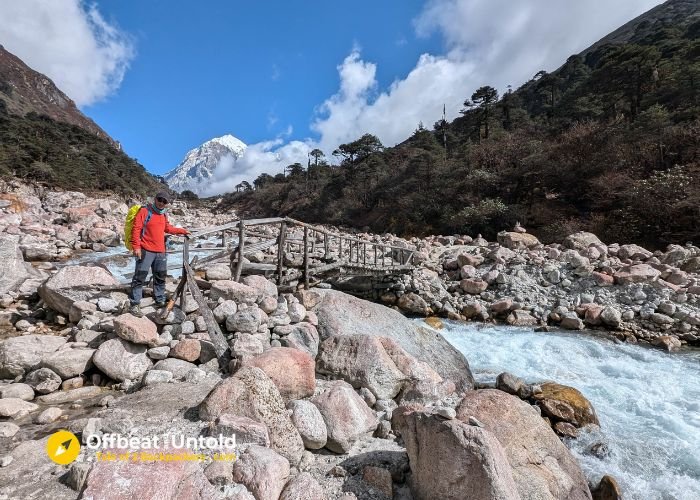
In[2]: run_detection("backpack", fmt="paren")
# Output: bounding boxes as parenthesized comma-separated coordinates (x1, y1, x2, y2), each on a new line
(124, 205, 153, 251)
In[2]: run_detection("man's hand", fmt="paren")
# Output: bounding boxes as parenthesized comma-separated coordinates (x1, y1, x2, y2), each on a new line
(133, 248, 142, 259)
(184, 230, 192, 239)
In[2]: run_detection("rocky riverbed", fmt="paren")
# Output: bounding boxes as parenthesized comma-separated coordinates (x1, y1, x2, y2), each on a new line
(1, 181, 698, 499)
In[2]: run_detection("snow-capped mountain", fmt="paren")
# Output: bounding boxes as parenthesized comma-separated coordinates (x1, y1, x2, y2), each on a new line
(164, 134, 247, 195)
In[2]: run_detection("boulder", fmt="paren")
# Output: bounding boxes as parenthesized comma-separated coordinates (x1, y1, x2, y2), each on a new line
(278, 322, 320, 357)
(456, 390, 592, 500)
(198, 366, 304, 465)
(81, 448, 218, 499)
(0, 383, 34, 401)
(600, 307, 622, 328)
(592, 475, 622, 500)
(93, 338, 153, 382)
(226, 307, 264, 334)
(232, 445, 290, 500)
(25, 367, 62, 394)
(317, 335, 408, 400)
(497, 231, 540, 250)
(242, 275, 278, 300)
(0, 235, 33, 295)
(210, 280, 258, 304)
(208, 414, 270, 447)
(0, 398, 38, 418)
(396, 293, 430, 315)
(169, 339, 202, 362)
(651, 335, 682, 352)
(614, 264, 661, 285)
(38, 266, 119, 315)
(280, 472, 325, 500)
(311, 380, 379, 453)
(41, 347, 95, 380)
(113, 314, 159, 346)
(563, 232, 603, 250)
(313, 290, 474, 391)
(506, 310, 538, 327)
(205, 263, 232, 281)
(393, 409, 519, 500)
(287, 400, 327, 450)
(231, 333, 265, 360)
(618, 244, 652, 261)
(242, 347, 316, 400)
(0, 334, 67, 378)
(213, 300, 238, 323)
(534, 382, 599, 428)
(153, 358, 199, 380)
(460, 279, 488, 295)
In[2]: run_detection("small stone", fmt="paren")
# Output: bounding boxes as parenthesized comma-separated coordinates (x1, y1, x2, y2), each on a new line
(35, 407, 63, 424)
(330, 465, 347, 477)
(0, 422, 20, 438)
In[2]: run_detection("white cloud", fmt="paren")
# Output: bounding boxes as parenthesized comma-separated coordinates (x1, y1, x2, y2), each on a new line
(309, 0, 664, 154)
(208, 0, 665, 195)
(0, 0, 134, 106)
(203, 139, 312, 197)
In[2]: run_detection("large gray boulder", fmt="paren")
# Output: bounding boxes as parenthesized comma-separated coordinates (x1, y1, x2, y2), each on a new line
(41, 347, 95, 379)
(456, 389, 592, 500)
(394, 409, 520, 500)
(93, 338, 153, 382)
(198, 366, 304, 465)
(0, 334, 68, 378)
(38, 265, 119, 315)
(0, 235, 35, 295)
(313, 290, 474, 391)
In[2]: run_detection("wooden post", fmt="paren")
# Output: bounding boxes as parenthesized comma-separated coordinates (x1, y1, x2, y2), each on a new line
(277, 221, 286, 285)
(303, 226, 309, 290)
(235, 221, 245, 282)
(363, 243, 366, 266)
(221, 230, 227, 249)
(180, 237, 190, 311)
(382, 246, 386, 267)
(339, 237, 343, 260)
(324, 233, 329, 260)
(374, 245, 377, 266)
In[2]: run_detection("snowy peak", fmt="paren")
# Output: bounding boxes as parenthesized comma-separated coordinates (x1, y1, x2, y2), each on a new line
(164, 134, 247, 195)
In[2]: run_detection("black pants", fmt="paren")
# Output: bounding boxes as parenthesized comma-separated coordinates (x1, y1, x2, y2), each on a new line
(128, 250, 167, 305)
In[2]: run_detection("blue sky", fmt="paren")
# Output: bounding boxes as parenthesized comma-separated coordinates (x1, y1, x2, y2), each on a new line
(86, 0, 441, 173)
(0, 0, 664, 188)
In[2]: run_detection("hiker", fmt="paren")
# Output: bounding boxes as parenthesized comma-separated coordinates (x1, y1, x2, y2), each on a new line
(128, 192, 190, 317)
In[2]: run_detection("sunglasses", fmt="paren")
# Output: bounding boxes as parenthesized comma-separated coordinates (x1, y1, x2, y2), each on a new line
(156, 197, 169, 204)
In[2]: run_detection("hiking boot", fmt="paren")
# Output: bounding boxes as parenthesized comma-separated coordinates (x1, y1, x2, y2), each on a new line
(154, 300, 167, 308)
(128, 304, 144, 318)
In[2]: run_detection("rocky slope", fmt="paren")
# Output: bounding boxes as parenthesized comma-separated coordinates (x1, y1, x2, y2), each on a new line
(2, 183, 695, 499)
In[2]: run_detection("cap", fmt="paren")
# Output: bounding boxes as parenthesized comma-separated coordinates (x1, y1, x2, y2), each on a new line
(155, 191, 171, 203)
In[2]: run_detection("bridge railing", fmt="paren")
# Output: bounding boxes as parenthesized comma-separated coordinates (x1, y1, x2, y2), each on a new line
(187, 216, 416, 288)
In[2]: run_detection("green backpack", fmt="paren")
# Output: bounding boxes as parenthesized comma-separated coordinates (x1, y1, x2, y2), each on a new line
(123, 205, 153, 251)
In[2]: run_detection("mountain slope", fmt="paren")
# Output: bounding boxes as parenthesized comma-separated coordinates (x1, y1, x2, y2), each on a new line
(164, 134, 247, 195)
(0, 46, 165, 197)
(0, 45, 115, 146)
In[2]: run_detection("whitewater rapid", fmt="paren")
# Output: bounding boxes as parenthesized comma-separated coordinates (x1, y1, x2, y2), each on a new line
(442, 322, 700, 500)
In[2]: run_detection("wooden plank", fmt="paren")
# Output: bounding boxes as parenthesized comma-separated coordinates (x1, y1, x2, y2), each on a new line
(183, 258, 228, 362)
(181, 238, 189, 312)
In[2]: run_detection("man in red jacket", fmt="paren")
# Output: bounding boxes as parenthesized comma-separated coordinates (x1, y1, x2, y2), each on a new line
(128, 192, 190, 317)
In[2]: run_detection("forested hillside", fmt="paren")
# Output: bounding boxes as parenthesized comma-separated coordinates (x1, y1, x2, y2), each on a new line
(0, 45, 165, 197)
(228, 0, 699, 249)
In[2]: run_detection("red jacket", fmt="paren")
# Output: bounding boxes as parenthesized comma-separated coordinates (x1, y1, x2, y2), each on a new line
(131, 205, 188, 253)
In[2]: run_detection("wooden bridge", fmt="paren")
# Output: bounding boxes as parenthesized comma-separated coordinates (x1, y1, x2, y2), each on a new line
(185, 216, 416, 289)
(154, 217, 416, 367)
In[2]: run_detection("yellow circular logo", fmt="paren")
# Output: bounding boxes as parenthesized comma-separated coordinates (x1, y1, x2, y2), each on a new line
(46, 430, 80, 465)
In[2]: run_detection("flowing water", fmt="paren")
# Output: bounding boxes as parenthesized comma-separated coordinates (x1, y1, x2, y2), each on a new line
(441, 322, 700, 500)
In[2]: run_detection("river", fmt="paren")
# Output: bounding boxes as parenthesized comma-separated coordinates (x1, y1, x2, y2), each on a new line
(442, 322, 700, 500)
